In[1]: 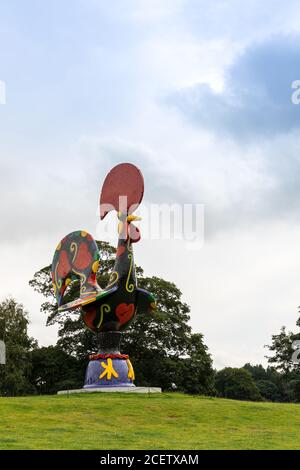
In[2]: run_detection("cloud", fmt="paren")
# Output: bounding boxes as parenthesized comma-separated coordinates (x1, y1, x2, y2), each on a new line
(78, 135, 193, 204)
(167, 35, 300, 139)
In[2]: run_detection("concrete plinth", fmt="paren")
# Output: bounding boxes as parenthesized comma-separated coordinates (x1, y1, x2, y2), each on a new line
(57, 386, 162, 395)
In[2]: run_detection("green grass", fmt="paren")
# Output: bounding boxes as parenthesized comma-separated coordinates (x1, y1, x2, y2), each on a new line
(0, 393, 299, 449)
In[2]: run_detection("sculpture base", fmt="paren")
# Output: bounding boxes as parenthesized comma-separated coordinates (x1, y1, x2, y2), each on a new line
(57, 387, 162, 395)
(84, 332, 135, 388)
(84, 356, 135, 388)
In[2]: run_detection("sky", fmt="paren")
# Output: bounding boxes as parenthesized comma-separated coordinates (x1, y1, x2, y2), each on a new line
(1, 0, 300, 368)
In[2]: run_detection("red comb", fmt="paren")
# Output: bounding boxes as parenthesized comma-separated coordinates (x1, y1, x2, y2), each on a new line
(100, 163, 144, 219)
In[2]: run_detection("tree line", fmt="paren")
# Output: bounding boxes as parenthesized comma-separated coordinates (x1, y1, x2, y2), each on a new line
(0, 241, 299, 400)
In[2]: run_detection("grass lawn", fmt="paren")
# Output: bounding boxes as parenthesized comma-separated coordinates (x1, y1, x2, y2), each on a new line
(0, 392, 299, 450)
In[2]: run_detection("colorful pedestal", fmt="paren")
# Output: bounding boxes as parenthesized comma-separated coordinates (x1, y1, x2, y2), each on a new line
(84, 355, 135, 388)
(84, 332, 135, 389)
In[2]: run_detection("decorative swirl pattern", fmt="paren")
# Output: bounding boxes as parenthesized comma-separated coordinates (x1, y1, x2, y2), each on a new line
(54, 262, 62, 289)
(72, 268, 87, 293)
(70, 242, 78, 262)
(125, 253, 135, 293)
(107, 271, 119, 287)
(97, 304, 110, 328)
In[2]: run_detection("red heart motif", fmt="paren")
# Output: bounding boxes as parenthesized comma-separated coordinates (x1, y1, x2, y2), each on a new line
(82, 308, 97, 332)
(73, 242, 92, 270)
(116, 245, 126, 257)
(115, 303, 135, 325)
(57, 251, 71, 278)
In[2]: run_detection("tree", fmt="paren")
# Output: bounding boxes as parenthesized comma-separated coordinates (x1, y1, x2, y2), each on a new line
(284, 378, 300, 403)
(255, 380, 280, 402)
(30, 241, 214, 394)
(29, 346, 84, 394)
(0, 298, 37, 396)
(215, 367, 262, 401)
(243, 363, 284, 402)
(266, 326, 300, 374)
(266, 322, 300, 402)
(178, 334, 215, 394)
(243, 363, 269, 381)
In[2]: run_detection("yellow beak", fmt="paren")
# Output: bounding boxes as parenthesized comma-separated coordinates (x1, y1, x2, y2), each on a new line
(127, 214, 141, 222)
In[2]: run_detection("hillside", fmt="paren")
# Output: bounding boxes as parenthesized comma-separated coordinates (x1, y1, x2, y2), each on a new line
(0, 393, 299, 450)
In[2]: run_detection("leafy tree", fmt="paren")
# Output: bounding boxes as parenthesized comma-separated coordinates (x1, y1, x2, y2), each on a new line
(30, 241, 214, 394)
(243, 363, 270, 381)
(255, 380, 281, 402)
(177, 334, 215, 394)
(29, 346, 83, 394)
(265, 320, 300, 402)
(243, 363, 284, 402)
(0, 298, 37, 396)
(266, 326, 300, 374)
(284, 378, 300, 403)
(215, 367, 262, 401)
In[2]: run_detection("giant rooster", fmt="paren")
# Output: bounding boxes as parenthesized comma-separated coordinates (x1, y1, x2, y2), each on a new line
(51, 163, 156, 389)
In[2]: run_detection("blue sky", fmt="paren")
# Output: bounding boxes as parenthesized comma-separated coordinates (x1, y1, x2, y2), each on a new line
(2, 0, 300, 368)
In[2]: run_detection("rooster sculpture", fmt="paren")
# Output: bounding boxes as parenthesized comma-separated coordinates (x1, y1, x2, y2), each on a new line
(51, 163, 156, 389)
